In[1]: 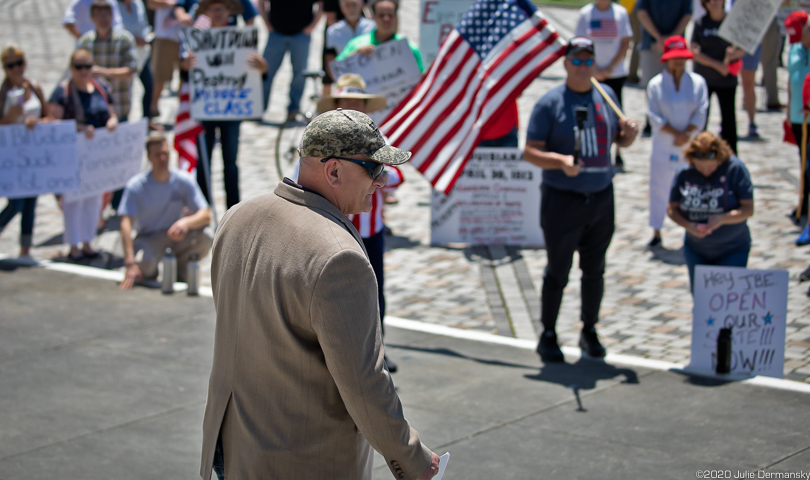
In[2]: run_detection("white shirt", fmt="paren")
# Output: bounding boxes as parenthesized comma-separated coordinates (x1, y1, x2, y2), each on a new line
(575, 3, 633, 78)
(326, 17, 376, 54)
(63, 0, 124, 36)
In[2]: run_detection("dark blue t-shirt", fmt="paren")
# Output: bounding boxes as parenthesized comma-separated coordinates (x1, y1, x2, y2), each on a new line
(635, 0, 692, 50)
(49, 81, 113, 128)
(669, 156, 753, 257)
(526, 84, 620, 194)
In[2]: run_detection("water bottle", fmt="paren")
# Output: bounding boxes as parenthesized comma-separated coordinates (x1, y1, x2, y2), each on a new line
(186, 253, 199, 296)
(161, 248, 176, 294)
(716, 327, 732, 374)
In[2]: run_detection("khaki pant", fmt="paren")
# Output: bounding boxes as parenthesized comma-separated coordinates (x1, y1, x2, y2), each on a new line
(134, 228, 213, 281)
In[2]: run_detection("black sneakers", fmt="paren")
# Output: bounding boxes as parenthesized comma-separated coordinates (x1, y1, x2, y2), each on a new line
(579, 327, 606, 358)
(536, 331, 564, 363)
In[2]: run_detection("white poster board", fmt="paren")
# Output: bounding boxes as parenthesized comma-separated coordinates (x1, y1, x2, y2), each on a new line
(187, 26, 263, 120)
(329, 39, 422, 124)
(63, 120, 148, 202)
(420, 0, 474, 68)
(0, 121, 79, 198)
(688, 265, 788, 379)
(430, 148, 544, 246)
(718, 0, 782, 54)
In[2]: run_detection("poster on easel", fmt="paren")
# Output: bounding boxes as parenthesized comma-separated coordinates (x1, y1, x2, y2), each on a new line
(688, 265, 788, 379)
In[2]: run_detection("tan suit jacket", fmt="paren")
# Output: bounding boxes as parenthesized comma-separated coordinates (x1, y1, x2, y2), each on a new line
(200, 180, 432, 480)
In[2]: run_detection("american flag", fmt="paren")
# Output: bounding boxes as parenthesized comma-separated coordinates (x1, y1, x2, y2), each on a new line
(588, 18, 618, 38)
(379, 0, 566, 194)
(174, 82, 204, 172)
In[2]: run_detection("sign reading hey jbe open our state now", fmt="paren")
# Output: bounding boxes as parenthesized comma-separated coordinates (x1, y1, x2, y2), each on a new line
(329, 39, 422, 125)
(689, 266, 788, 379)
(431, 148, 544, 247)
(188, 26, 263, 121)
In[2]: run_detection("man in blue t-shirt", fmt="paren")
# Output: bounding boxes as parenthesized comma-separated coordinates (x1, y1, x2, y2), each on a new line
(524, 37, 638, 363)
(118, 134, 213, 290)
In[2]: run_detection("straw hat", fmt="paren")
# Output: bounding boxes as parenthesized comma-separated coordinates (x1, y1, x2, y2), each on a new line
(316, 74, 386, 113)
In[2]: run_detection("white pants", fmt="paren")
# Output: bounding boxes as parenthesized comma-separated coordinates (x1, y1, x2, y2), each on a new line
(62, 196, 101, 246)
(649, 150, 685, 230)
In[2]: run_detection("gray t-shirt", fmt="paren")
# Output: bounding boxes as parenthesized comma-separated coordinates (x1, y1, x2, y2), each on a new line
(118, 168, 209, 235)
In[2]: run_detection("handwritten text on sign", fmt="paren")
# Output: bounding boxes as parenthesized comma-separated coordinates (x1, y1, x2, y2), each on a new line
(0, 121, 79, 198)
(188, 26, 262, 120)
(63, 120, 148, 202)
(431, 148, 544, 246)
(689, 266, 788, 379)
(718, 0, 782, 55)
(330, 39, 421, 125)
(420, 0, 474, 68)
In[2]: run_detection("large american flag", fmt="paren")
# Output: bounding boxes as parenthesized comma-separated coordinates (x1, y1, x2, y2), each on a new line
(380, 0, 566, 194)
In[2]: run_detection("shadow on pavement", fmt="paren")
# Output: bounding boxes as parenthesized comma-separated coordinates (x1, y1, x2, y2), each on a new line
(387, 343, 538, 371)
(650, 246, 685, 265)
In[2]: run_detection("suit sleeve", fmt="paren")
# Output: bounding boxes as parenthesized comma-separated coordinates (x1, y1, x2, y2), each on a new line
(310, 248, 432, 480)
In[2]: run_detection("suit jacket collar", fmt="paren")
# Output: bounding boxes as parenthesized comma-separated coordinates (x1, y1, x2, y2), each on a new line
(274, 180, 367, 255)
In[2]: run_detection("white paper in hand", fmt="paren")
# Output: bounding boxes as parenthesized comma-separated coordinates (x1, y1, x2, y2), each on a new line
(434, 452, 450, 480)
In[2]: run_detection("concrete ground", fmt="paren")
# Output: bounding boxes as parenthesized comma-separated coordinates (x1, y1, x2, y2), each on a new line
(0, 266, 808, 480)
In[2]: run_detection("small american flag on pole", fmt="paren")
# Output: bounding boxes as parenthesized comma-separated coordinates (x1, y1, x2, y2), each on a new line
(174, 82, 204, 172)
(380, 0, 566, 194)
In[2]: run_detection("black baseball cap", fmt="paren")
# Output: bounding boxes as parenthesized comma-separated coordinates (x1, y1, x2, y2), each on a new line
(565, 36, 595, 56)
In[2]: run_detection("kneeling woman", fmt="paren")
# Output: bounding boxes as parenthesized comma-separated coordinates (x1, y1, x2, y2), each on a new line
(668, 132, 754, 293)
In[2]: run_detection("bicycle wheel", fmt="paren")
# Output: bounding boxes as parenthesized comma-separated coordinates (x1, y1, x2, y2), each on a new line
(275, 118, 309, 180)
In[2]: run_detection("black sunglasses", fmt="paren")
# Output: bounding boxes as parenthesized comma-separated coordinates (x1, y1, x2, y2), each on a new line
(4, 59, 24, 69)
(691, 150, 717, 160)
(72, 63, 93, 70)
(321, 156, 385, 180)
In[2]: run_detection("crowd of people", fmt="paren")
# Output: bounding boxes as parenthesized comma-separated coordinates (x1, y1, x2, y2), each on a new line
(2, 0, 810, 478)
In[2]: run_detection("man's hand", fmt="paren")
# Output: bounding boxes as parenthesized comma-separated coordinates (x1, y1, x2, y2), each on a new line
(167, 218, 189, 242)
(357, 44, 375, 56)
(417, 453, 441, 480)
(175, 9, 193, 26)
(618, 117, 638, 145)
(120, 263, 143, 290)
(24, 115, 38, 130)
(91, 65, 108, 78)
(561, 154, 581, 177)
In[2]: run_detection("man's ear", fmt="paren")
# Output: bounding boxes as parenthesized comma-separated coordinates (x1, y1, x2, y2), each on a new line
(324, 159, 342, 188)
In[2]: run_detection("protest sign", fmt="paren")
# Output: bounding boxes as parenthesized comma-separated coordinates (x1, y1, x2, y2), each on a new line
(420, 0, 474, 68)
(0, 120, 79, 198)
(63, 120, 148, 202)
(187, 26, 263, 120)
(431, 148, 544, 246)
(688, 265, 788, 379)
(329, 38, 422, 124)
(718, 0, 782, 54)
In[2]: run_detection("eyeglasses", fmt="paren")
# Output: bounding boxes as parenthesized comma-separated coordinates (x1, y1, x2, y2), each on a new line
(321, 156, 385, 180)
(570, 58, 594, 67)
(4, 59, 24, 69)
(691, 150, 718, 160)
(72, 63, 93, 70)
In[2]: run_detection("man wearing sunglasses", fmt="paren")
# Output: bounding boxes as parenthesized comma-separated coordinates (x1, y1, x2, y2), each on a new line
(201, 109, 440, 480)
(524, 36, 639, 364)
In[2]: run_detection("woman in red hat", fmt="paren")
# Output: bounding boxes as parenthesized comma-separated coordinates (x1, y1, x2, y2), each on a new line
(645, 36, 708, 249)
(785, 10, 810, 243)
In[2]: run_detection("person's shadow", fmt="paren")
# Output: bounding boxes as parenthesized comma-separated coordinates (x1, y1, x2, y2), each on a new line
(524, 359, 639, 412)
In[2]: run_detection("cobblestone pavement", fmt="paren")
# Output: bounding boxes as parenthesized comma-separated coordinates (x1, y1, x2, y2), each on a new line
(2, 2, 809, 382)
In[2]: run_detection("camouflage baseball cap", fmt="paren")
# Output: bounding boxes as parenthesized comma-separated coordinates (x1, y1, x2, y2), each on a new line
(298, 109, 411, 165)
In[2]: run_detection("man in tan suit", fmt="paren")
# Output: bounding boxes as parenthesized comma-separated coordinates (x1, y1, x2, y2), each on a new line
(200, 109, 440, 480)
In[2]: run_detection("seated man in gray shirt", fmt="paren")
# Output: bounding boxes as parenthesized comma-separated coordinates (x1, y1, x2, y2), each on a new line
(118, 133, 213, 290)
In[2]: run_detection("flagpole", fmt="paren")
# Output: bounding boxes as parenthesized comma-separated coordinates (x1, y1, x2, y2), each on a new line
(590, 77, 626, 121)
(197, 131, 219, 231)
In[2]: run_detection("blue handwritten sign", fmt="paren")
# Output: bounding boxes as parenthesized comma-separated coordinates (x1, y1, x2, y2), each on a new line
(188, 26, 262, 120)
(0, 121, 79, 197)
(689, 265, 788, 379)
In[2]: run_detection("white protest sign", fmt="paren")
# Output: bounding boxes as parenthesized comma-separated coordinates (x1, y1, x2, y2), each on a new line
(688, 265, 788, 379)
(0, 121, 79, 198)
(431, 148, 544, 246)
(420, 0, 474, 68)
(718, 0, 782, 54)
(187, 26, 263, 120)
(330, 39, 422, 124)
(63, 120, 148, 202)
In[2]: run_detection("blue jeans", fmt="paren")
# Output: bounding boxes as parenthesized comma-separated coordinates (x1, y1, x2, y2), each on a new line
(140, 58, 154, 118)
(682, 241, 750, 294)
(362, 229, 386, 329)
(0, 197, 37, 247)
(199, 120, 241, 209)
(261, 31, 311, 113)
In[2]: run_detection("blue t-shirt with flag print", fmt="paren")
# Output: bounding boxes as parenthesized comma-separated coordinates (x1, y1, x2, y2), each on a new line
(527, 83, 620, 194)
